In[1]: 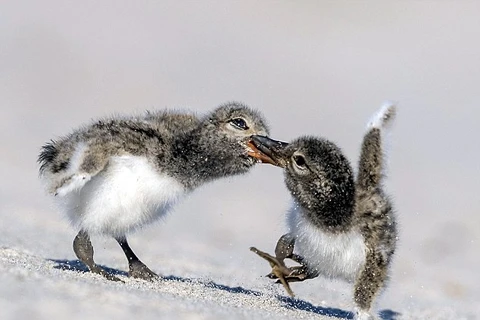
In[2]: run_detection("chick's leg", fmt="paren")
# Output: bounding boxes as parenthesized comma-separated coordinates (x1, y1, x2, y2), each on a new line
(73, 230, 122, 282)
(116, 237, 159, 281)
(251, 233, 316, 297)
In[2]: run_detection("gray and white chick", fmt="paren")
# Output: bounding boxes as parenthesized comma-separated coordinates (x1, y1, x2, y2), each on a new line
(38, 102, 269, 281)
(250, 103, 397, 320)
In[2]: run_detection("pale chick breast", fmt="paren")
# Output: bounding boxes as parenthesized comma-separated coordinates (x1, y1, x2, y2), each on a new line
(58, 155, 186, 237)
(287, 202, 366, 282)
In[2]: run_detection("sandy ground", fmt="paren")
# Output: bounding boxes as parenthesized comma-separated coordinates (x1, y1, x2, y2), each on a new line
(1, 1, 479, 319)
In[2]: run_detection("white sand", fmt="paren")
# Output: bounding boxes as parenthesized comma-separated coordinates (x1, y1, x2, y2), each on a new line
(1, 1, 479, 319)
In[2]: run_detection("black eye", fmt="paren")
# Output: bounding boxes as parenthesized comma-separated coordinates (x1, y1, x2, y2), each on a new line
(293, 155, 306, 168)
(230, 118, 249, 130)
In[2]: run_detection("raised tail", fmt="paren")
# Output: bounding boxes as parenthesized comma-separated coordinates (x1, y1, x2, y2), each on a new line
(356, 102, 397, 191)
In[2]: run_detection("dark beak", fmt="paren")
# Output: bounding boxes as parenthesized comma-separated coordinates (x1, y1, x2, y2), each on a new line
(247, 135, 289, 167)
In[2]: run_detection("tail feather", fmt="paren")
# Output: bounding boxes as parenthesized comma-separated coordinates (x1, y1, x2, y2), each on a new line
(366, 101, 396, 130)
(356, 102, 397, 191)
(38, 140, 58, 174)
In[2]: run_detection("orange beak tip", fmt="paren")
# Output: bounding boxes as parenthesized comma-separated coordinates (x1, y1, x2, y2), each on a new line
(247, 141, 274, 164)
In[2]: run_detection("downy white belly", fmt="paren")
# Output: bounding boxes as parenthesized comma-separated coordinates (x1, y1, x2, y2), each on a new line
(58, 155, 185, 237)
(287, 202, 366, 282)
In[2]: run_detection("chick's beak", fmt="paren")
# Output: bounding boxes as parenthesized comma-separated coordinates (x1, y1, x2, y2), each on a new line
(247, 135, 289, 167)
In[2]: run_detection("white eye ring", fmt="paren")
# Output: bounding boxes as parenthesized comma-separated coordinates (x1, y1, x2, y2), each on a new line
(292, 154, 307, 171)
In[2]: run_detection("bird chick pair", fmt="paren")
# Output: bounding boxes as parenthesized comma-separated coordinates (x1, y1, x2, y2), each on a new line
(249, 103, 397, 320)
(38, 101, 397, 320)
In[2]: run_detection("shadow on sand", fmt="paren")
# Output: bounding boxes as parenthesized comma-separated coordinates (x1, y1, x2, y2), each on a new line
(50, 259, 399, 320)
(50, 258, 128, 277)
(277, 296, 400, 320)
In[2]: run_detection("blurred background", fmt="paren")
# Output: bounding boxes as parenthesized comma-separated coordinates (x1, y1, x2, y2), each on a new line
(1, 0, 479, 316)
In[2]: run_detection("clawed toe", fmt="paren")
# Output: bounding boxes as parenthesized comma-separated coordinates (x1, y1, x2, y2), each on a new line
(250, 239, 314, 298)
(267, 266, 308, 281)
(129, 261, 159, 281)
(250, 246, 296, 297)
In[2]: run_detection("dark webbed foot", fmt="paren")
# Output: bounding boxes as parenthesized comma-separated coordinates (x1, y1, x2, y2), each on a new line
(250, 234, 313, 297)
(73, 230, 123, 282)
(116, 237, 159, 281)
